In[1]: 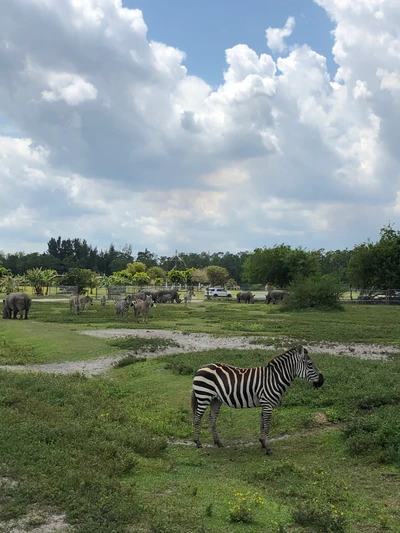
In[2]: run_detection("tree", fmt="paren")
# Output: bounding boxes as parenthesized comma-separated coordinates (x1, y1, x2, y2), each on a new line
(319, 249, 352, 282)
(126, 262, 147, 275)
(204, 266, 230, 287)
(347, 225, 400, 289)
(0, 266, 12, 278)
(136, 249, 158, 268)
(167, 270, 186, 285)
(107, 271, 134, 286)
(133, 272, 150, 288)
(191, 268, 208, 285)
(26, 267, 47, 295)
(87, 271, 101, 295)
(147, 266, 166, 281)
(41, 269, 58, 295)
(0, 275, 14, 294)
(283, 274, 345, 310)
(183, 268, 195, 286)
(243, 245, 320, 287)
(59, 268, 95, 294)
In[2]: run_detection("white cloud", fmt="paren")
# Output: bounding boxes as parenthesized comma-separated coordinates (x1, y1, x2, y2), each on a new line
(41, 72, 98, 105)
(1, 0, 400, 256)
(266, 16, 295, 53)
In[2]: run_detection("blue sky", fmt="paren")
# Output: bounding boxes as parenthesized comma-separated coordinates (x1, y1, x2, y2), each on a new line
(127, 0, 336, 86)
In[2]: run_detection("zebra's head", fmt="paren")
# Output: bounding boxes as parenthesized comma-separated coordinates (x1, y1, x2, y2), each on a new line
(145, 295, 155, 307)
(296, 346, 324, 388)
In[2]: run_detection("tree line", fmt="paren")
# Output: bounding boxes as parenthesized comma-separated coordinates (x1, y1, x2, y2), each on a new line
(1, 225, 400, 289)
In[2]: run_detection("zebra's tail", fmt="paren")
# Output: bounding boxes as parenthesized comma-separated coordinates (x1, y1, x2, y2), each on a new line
(191, 389, 198, 417)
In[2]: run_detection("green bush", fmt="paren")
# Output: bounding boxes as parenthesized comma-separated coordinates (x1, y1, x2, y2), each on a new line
(292, 499, 347, 532)
(283, 274, 345, 311)
(342, 406, 400, 464)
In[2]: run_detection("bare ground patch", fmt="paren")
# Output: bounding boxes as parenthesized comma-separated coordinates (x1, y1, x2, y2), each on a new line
(0, 329, 399, 376)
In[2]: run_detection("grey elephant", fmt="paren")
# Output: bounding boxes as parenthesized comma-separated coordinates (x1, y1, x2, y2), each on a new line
(266, 289, 288, 305)
(236, 291, 254, 304)
(3, 292, 32, 319)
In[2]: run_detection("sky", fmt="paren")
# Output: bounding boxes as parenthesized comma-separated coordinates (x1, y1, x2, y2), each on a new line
(1, 0, 400, 257)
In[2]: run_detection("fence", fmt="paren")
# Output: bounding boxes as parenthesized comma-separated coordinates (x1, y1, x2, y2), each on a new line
(342, 289, 400, 305)
(3, 285, 400, 305)
(0, 285, 78, 299)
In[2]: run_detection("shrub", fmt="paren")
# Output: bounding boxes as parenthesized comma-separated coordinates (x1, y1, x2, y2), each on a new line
(228, 491, 265, 524)
(342, 406, 400, 464)
(292, 500, 347, 532)
(283, 274, 345, 311)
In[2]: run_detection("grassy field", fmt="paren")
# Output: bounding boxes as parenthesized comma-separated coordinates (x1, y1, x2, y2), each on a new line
(1, 301, 400, 532)
(2, 299, 400, 365)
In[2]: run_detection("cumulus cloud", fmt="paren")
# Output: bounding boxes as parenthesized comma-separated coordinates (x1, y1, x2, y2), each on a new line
(1, 0, 400, 255)
(41, 72, 98, 105)
(266, 16, 295, 53)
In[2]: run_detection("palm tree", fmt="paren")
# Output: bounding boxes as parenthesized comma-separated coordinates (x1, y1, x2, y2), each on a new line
(87, 272, 102, 295)
(42, 269, 59, 295)
(26, 267, 48, 295)
(0, 275, 14, 295)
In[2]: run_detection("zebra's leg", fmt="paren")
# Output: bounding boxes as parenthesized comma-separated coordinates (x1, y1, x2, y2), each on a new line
(193, 403, 209, 448)
(208, 398, 223, 447)
(259, 406, 273, 455)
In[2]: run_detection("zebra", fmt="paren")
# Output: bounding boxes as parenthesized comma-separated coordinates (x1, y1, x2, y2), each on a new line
(131, 295, 153, 323)
(69, 295, 80, 314)
(100, 295, 107, 306)
(114, 298, 130, 319)
(191, 346, 324, 455)
(79, 295, 93, 310)
(183, 288, 195, 306)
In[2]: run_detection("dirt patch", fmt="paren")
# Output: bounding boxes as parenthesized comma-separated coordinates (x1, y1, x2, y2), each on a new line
(0, 329, 399, 376)
(0, 513, 69, 533)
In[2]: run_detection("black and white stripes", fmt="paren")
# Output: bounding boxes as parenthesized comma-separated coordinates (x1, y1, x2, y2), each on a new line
(191, 346, 324, 455)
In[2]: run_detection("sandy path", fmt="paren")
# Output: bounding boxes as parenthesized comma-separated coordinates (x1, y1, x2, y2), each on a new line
(0, 329, 398, 376)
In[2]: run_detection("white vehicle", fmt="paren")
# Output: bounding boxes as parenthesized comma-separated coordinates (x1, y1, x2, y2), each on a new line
(204, 287, 232, 298)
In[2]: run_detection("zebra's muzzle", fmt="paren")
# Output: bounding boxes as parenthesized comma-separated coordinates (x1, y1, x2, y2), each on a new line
(313, 373, 324, 388)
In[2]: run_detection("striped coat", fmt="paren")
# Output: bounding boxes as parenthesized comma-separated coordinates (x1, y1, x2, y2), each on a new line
(191, 346, 324, 455)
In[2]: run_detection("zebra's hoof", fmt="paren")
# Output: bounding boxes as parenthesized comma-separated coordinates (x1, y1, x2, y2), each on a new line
(265, 449, 273, 456)
(259, 438, 266, 449)
(215, 441, 224, 448)
(196, 443, 203, 449)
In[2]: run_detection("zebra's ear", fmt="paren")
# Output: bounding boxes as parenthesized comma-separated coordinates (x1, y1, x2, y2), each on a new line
(298, 345, 308, 357)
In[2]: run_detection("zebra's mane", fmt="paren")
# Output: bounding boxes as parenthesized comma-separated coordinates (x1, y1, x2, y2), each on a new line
(267, 346, 304, 366)
(211, 346, 304, 371)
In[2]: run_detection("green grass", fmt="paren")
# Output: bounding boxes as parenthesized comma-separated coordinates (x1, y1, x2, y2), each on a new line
(0, 320, 116, 364)
(28, 298, 400, 344)
(1, 350, 399, 532)
(2, 300, 400, 366)
(2, 299, 400, 531)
